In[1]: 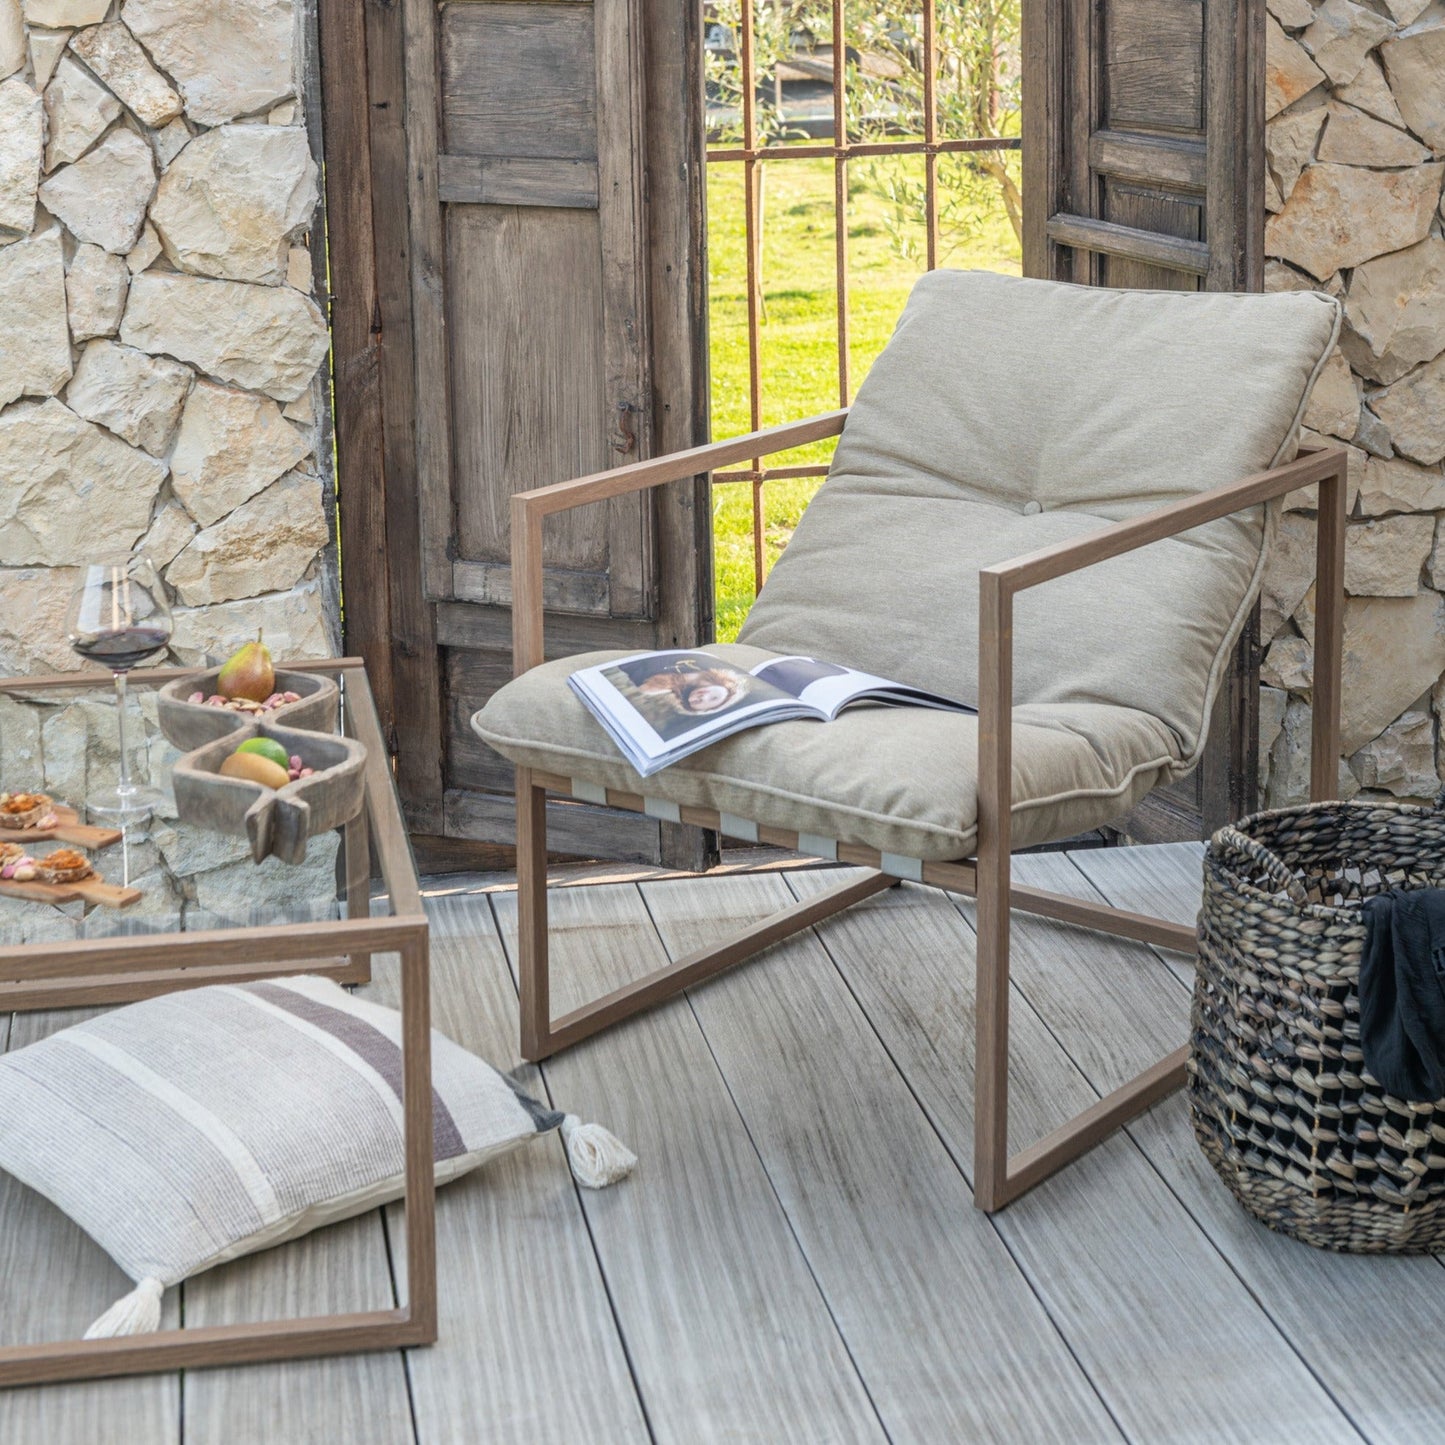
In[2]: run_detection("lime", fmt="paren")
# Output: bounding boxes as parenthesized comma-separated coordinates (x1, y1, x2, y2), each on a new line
(235, 737, 290, 770)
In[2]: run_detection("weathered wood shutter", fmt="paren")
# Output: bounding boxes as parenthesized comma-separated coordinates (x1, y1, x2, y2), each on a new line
(1022, 0, 1265, 839)
(396, 0, 711, 865)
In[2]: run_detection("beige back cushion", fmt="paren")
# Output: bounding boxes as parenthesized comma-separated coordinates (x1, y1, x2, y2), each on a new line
(740, 270, 1340, 761)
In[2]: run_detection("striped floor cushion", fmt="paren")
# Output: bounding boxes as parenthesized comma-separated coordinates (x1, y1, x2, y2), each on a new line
(0, 975, 634, 1338)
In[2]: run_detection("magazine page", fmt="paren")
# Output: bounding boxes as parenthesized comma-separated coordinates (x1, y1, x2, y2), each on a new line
(749, 656, 973, 720)
(570, 651, 819, 775)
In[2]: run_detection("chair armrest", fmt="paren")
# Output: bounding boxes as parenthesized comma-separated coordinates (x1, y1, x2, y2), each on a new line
(511, 410, 847, 520)
(510, 410, 848, 674)
(980, 446, 1346, 596)
(975, 444, 1350, 869)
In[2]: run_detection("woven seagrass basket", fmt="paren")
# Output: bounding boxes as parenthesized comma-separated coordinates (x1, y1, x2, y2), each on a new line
(1191, 797, 1445, 1252)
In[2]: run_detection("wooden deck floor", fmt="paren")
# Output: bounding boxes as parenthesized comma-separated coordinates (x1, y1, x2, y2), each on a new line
(4, 842, 1445, 1443)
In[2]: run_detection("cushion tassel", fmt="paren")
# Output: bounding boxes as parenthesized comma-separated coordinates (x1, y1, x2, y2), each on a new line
(560, 1114, 637, 1189)
(84, 1276, 165, 1339)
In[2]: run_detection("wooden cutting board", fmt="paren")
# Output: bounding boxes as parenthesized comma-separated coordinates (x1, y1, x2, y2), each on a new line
(0, 805, 121, 850)
(0, 874, 140, 908)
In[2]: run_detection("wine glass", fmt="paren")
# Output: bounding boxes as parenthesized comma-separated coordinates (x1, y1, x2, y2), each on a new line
(65, 555, 173, 818)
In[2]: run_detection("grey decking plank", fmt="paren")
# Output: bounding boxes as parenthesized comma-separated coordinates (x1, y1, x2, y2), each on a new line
(640, 871, 1122, 1444)
(369, 899, 650, 1445)
(490, 883, 887, 1445)
(181, 1212, 416, 1445)
(1065, 842, 1204, 987)
(1069, 844, 1445, 1445)
(1065, 841, 1206, 930)
(0, 1009, 181, 1445)
(784, 866, 1360, 1445)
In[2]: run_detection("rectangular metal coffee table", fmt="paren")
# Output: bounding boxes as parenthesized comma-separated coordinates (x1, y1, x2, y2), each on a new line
(0, 657, 436, 1386)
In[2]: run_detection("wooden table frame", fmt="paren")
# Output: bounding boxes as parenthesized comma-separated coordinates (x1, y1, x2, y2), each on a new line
(510, 414, 1348, 1213)
(0, 660, 437, 1387)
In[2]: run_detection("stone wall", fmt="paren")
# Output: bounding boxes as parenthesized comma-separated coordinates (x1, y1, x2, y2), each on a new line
(1263, 0, 1445, 806)
(0, 0, 338, 932)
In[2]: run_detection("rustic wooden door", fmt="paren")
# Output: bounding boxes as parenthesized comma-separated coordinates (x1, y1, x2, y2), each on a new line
(329, 0, 711, 868)
(1022, 0, 1265, 840)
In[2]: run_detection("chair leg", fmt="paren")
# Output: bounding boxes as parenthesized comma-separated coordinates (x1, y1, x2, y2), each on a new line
(514, 767, 1185, 1198)
(973, 827, 1013, 1212)
(514, 767, 894, 1063)
(516, 767, 551, 1061)
(971, 835, 1188, 1213)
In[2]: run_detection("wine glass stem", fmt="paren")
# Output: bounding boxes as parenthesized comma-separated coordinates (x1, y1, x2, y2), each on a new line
(114, 670, 132, 796)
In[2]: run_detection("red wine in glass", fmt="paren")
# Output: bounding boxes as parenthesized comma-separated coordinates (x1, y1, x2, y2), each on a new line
(65, 556, 174, 818)
(70, 625, 172, 673)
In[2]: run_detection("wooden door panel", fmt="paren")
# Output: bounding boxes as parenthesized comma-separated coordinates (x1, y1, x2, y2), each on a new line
(441, 3, 597, 161)
(1100, 180, 1203, 290)
(1025, 0, 1263, 840)
(429, 0, 651, 620)
(1104, 0, 1204, 133)
(447, 206, 609, 571)
(394, 0, 709, 866)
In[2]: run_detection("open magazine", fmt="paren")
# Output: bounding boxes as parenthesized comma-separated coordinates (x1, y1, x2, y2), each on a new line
(569, 650, 975, 778)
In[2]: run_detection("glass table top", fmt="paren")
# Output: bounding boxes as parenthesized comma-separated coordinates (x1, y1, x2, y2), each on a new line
(0, 664, 409, 948)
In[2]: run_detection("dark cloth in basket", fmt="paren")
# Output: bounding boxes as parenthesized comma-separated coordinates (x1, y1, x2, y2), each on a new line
(1360, 888, 1445, 1103)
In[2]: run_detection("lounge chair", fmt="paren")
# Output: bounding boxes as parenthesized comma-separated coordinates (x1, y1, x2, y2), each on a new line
(472, 269, 1347, 1210)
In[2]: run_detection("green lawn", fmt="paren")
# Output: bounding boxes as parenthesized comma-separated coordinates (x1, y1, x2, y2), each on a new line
(707, 152, 1021, 640)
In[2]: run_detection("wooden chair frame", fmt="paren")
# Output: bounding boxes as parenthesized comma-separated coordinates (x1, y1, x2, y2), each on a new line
(510, 414, 1348, 1211)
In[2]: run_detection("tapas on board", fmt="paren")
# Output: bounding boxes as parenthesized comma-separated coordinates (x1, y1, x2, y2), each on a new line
(0, 795, 138, 909)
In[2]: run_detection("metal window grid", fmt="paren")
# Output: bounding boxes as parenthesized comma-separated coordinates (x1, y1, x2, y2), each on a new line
(708, 2, 1021, 592)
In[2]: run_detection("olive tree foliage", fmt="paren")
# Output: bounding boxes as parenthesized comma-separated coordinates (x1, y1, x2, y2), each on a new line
(704, 2, 1022, 262)
(843, 2, 1022, 258)
(704, 0, 809, 147)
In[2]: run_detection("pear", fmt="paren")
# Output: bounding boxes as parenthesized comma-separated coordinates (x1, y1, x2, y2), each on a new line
(217, 630, 275, 703)
(219, 751, 291, 790)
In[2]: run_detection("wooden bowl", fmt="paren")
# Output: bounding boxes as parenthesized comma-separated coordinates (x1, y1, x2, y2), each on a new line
(156, 668, 339, 751)
(171, 720, 366, 866)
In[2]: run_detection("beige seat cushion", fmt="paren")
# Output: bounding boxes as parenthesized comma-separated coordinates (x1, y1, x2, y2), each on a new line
(741, 270, 1341, 765)
(473, 643, 1182, 861)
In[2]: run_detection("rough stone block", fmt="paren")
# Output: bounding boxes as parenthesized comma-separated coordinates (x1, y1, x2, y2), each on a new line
(65, 339, 192, 455)
(0, 398, 166, 566)
(122, 0, 296, 127)
(1266, 162, 1443, 280)
(167, 472, 328, 606)
(120, 271, 328, 401)
(0, 76, 42, 237)
(0, 228, 69, 407)
(150, 123, 318, 285)
(1344, 515, 1434, 595)
(38, 126, 156, 254)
